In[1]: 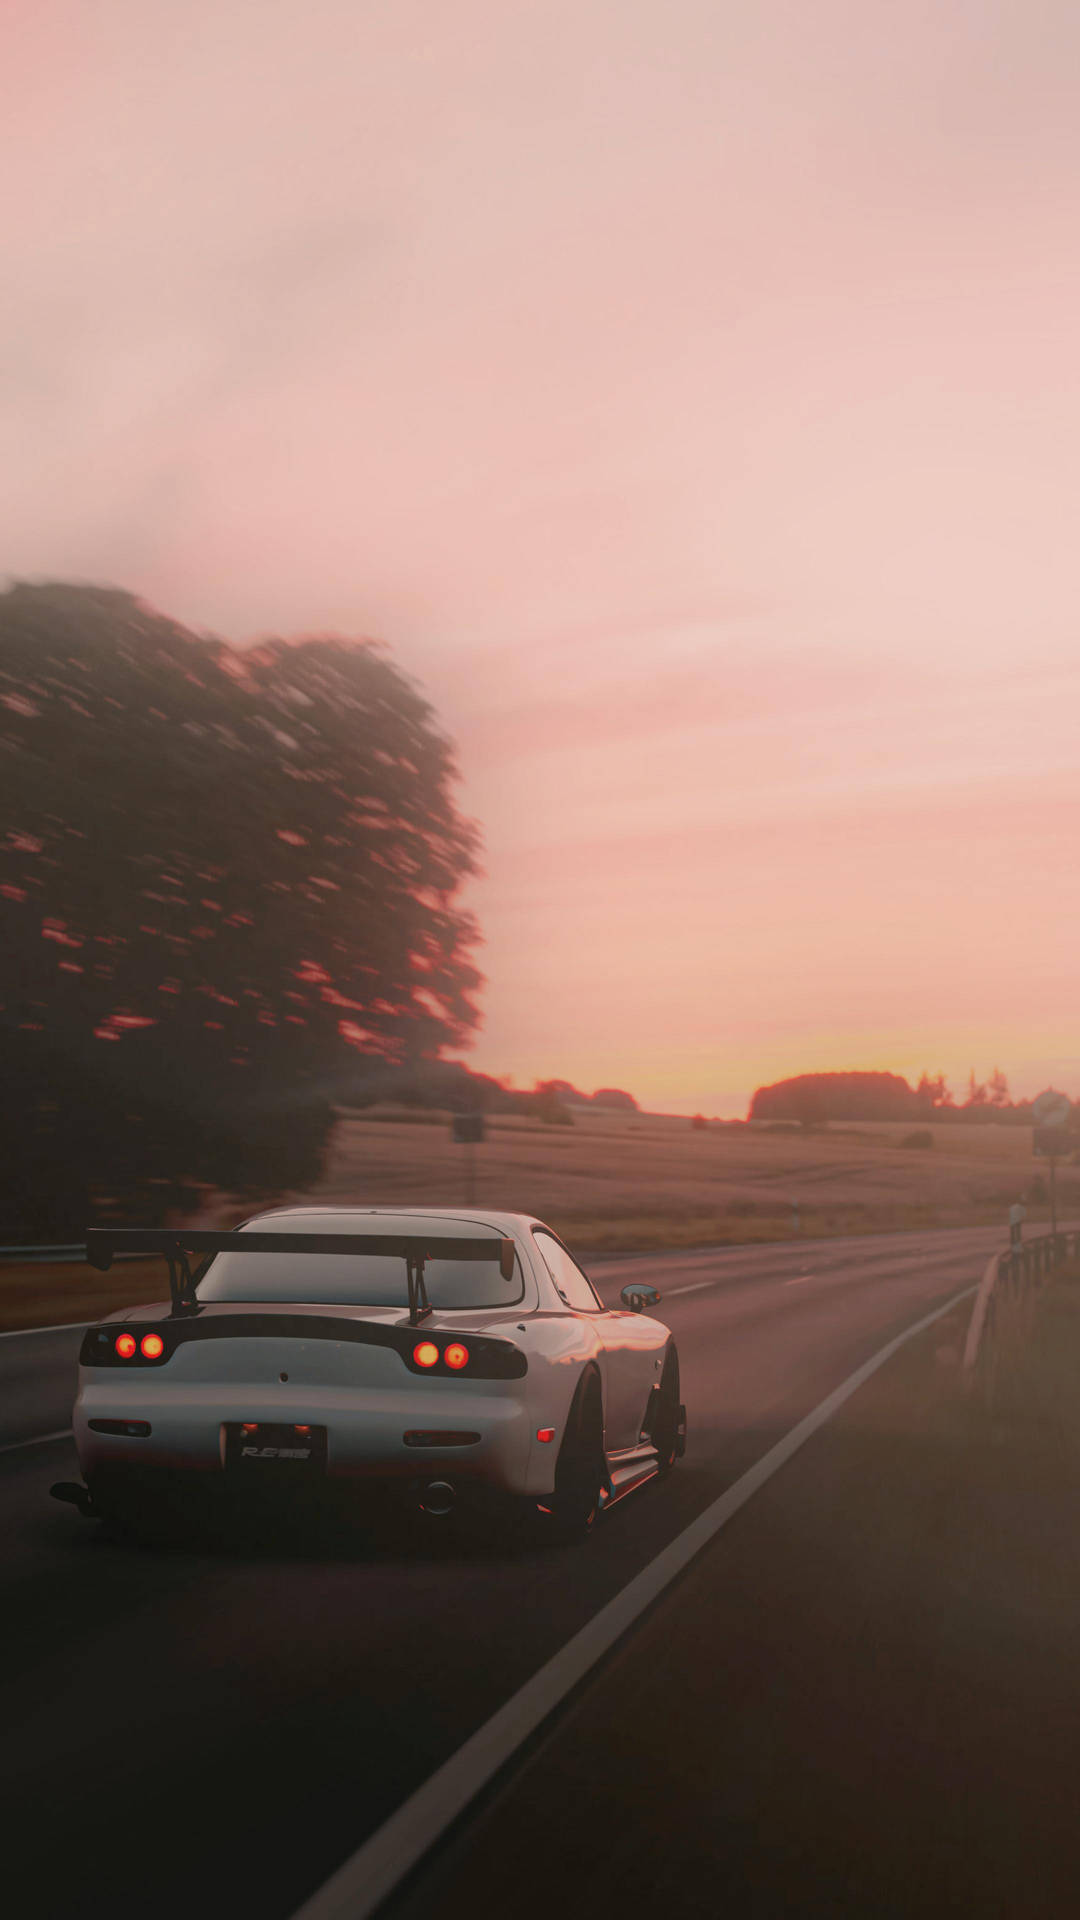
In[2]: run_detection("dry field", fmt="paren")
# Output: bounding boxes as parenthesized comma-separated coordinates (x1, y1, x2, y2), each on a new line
(5, 1108, 1070, 1332)
(0, 1258, 169, 1335)
(307, 1106, 1071, 1252)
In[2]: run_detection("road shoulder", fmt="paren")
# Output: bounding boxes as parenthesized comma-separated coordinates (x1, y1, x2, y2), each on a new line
(380, 1292, 1080, 1919)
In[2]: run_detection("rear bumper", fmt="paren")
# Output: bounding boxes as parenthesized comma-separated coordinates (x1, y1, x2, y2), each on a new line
(74, 1379, 537, 1492)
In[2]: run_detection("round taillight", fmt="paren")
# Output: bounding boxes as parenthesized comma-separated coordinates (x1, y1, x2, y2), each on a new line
(140, 1333, 164, 1359)
(444, 1343, 469, 1371)
(413, 1341, 440, 1369)
(114, 1333, 137, 1359)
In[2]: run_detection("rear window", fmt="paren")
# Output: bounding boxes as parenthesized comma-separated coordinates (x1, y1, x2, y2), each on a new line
(196, 1234, 525, 1310)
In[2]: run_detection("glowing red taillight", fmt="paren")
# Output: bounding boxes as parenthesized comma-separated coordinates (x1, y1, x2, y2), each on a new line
(444, 1343, 469, 1371)
(140, 1333, 164, 1359)
(114, 1334, 137, 1359)
(413, 1341, 439, 1368)
(537, 1427, 555, 1443)
(294, 1424, 311, 1434)
(241, 1423, 258, 1434)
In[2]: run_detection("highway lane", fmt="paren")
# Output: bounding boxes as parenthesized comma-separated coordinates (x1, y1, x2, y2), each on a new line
(2, 1226, 1002, 1920)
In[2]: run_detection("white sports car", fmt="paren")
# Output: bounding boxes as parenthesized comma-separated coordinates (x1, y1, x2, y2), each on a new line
(54, 1207, 685, 1541)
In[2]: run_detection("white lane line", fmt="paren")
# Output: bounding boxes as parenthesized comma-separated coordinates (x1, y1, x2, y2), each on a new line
(0, 1428, 73, 1456)
(0, 1320, 93, 1341)
(289, 1281, 977, 1920)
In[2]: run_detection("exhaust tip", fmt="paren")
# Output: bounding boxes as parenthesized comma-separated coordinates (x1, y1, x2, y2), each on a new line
(419, 1479, 456, 1516)
(50, 1481, 94, 1518)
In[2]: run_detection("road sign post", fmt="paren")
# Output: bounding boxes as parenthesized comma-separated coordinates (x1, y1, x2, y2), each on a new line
(451, 1113, 486, 1205)
(1031, 1091, 1073, 1237)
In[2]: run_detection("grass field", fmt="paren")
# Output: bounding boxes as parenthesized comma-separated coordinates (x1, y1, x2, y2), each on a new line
(4, 1108, 1070, 1331)
(985, 1257, 1080, 1426)
(0, 1258, 169, 1335)
(309, 1106, 1071, 1251)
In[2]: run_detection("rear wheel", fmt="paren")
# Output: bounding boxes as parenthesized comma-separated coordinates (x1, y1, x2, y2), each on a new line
(548, 1369, 605, 1541)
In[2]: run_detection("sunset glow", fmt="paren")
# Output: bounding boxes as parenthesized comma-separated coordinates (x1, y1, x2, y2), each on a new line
(5, 2, 1080, 1111)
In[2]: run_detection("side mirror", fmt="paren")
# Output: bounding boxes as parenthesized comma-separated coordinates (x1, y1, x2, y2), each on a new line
(620, 1283, 661, 1313)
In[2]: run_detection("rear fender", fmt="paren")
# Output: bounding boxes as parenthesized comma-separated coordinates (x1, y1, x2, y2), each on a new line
(516, 1323, 603, 1496)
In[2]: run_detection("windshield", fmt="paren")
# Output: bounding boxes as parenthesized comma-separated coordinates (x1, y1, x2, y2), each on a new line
(196, 1227, 525, 1310)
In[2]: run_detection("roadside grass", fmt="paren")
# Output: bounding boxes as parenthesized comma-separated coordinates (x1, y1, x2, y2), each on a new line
(975, 1257, 1080, 1449)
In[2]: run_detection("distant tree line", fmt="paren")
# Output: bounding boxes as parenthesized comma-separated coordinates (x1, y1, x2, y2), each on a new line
(531, 1079, 639, 1114)
(0, 583, 482, 1238)
(342, 1064, 640, 1125)
(748, 1069, 1068, 1129)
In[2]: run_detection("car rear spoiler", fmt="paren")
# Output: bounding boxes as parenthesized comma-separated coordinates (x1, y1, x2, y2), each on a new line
(84, 1229, 517, 1325)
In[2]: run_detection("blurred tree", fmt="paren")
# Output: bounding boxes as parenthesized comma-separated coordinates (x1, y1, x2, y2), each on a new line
(0, 584, 481, 1236)
(533, 1083, 575, 1125)
(791, 1081, 826, 1131)
(915, 1071, 952, 1111)
(988, 1066, 1010, 1107)
(749, 1071, 917, 1124)
(965, 1069, 989, 1108)
(591, 1088, 639, 1111)
(536, 1078, 590, 1106)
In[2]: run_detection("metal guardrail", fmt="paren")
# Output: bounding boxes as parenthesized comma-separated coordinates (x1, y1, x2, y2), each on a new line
(963, 1230, 1080, 1400)
(0, 1244, 85, 1263)
(0, 1217, 247, 1265)
(0, 1243, 148, 1264)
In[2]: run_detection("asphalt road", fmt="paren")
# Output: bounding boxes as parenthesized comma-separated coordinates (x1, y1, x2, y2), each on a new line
(2, 1226, 1003, 1920)
(0, 1322, 86, 1449)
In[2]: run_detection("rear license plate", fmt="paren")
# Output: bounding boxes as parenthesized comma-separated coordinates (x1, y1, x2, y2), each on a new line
(225, 1424, 327, 1472)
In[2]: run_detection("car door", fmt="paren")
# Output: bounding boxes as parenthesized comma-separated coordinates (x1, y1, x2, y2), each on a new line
(532, 1231, 648, 1450)
(598, 1297, 669, 1447)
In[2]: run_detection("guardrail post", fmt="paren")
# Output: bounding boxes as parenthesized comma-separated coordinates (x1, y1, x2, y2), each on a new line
(964, 1229, 1074, 1402)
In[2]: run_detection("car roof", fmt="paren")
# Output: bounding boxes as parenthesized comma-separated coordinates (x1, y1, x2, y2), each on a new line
(244, 1205, 545, 1238)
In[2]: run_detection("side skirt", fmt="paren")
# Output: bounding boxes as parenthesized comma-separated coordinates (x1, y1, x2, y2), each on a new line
(600, 1440, 660, 1510)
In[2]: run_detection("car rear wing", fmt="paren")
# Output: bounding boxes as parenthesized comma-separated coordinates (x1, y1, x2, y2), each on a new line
(85, 1228, 517, 1325)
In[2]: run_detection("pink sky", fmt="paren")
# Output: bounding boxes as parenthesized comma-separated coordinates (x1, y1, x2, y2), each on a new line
(4, 1, 1080, 1112)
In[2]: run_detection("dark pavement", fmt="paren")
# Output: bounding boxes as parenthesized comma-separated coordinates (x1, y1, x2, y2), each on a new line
(384, 1293, 1080, 1920)
(0, 1324, 83, 1449)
